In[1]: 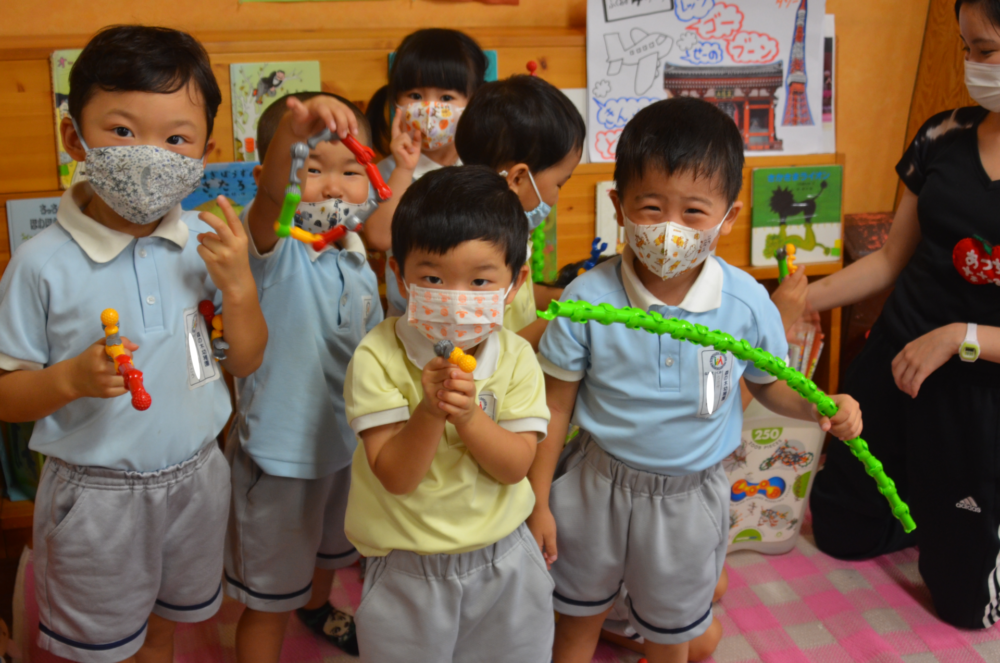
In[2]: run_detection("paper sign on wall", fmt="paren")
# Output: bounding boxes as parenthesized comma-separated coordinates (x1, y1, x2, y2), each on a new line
(6, 198, 61, 256)
(586, 0, 827, 163)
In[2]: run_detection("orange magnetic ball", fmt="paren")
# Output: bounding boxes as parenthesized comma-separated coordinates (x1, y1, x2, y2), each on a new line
(101, 308, 119, 327)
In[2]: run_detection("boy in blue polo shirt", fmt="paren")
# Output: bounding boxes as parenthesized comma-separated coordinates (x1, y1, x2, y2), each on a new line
(530, 98, 862, 663)
(223, 92, 381, 661)
(0, 26, 267, 663)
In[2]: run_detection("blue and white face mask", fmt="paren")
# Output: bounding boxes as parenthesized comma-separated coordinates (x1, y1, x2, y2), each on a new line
(72, 117, 205, 225)
(524, 170, 552, 232)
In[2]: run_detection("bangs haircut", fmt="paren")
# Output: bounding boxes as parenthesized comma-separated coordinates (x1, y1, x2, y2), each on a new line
(956, 0, 1000, 26)
(456, 75, 586, 173)
(256, 92, 371, 163)
(69, 25, 222, 137)
(388, 29, 488, 101)
(614, 97, 745, 205)
(368, 29, 487, 154)
(392, 165, 527, 278)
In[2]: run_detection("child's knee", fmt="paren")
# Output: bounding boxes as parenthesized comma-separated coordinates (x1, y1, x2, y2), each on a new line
(687, 617, 722, 662)
(713, 567, 728, 603)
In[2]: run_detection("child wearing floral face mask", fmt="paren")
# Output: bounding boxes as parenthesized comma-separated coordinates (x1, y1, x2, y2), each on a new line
(363, 28, 489, 316)
(0, 26, 267, 663)
(343, 166, 554, 662)
(531, 98, 862, 663)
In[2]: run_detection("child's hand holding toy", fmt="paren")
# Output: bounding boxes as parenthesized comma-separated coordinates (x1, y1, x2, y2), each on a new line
(285, 94, 359, 141)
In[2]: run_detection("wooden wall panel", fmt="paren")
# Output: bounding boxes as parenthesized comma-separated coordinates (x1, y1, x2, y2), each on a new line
(897, 0, 974, 206)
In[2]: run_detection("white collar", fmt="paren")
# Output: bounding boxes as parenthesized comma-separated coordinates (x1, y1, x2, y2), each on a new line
(620, 247, 723, 313)
(412, 153, 462, 180)
(394, 316, 500, 380)
(242, 199, 366, 263)
(57, 182, 188, 263)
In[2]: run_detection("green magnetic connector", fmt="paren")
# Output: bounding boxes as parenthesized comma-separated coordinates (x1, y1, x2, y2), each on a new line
(531, 225, 546, 284)
(275, 185, 302, 239)
(538, 299, 917, 534)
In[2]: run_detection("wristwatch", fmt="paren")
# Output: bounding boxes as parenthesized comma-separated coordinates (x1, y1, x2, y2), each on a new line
(960, 323, 980, 363)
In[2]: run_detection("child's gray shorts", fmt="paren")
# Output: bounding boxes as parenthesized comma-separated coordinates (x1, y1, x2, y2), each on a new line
(549, 434, 728, 645)
(355, 523, 554, 662)
(33, 443, 229, 663)
(223, 440, 359, 613)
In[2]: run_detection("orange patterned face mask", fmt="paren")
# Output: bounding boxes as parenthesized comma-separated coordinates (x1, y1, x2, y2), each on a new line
(396, 102, 465, 151)
(405, 282, 513, 350)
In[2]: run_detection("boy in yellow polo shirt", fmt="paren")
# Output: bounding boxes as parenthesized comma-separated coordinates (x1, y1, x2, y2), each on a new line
(343, 165, 553, 662)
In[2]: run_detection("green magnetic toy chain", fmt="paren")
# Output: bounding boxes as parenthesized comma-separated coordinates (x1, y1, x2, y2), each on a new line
(531, 225, 546, 283)
(538, 299, 917, 534)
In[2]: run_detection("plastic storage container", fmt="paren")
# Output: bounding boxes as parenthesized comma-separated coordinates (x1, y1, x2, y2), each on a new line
(724, 399, 825, 554)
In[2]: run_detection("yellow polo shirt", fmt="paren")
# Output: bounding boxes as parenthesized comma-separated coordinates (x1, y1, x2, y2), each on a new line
(504, 276, 538, 333)
(344, 317, 550, 557)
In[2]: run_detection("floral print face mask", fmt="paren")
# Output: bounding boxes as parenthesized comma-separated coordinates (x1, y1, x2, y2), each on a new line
(405, 282, 513, 350)
(396, 102, 464, 152)
(72, 118, 205, 225)
(624, 208, 729, 279)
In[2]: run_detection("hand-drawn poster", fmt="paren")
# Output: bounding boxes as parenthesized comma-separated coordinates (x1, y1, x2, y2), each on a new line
(50, 49, 83, 189)
(231, 62, 321, 162)
(750, 165, 842, 267)
(586, 0, 826, 163)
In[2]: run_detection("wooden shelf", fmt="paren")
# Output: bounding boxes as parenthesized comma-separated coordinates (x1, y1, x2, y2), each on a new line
(742, 260, 843, 281)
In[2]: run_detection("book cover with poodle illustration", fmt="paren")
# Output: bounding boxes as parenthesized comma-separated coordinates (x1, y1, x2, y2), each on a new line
(750, 165, 842, 267)
(230, 61, 321, 162)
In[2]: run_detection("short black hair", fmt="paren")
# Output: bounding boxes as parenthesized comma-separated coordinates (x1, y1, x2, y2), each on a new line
(392, 166, 527, 278)
(614, 97, 745, 204)
(367, 29, 488, 155)
(456, 75, 586, 173)
(956, 0, 1000, 25)
(256, 92, 371, 163)
(69, 25, 222, 138)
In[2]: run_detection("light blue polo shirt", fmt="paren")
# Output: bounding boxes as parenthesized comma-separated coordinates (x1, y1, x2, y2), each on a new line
(378, 154, 459, 316)
(234, 202, 382, 479)
(0, 183, 232, 472)
(539, 249, 788, 475)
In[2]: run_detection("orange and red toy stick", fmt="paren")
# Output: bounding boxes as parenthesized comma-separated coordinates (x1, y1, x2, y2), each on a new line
(100, 308, 151, 411)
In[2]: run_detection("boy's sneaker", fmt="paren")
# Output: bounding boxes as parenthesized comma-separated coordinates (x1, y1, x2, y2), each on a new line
(297, 603, 359, 656)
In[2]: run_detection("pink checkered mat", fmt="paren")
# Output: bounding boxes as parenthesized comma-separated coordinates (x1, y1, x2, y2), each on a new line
(14, 521, 1000, 663)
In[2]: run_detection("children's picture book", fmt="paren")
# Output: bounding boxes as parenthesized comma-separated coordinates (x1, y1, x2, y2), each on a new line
(6, 198, 61, 256)
(595, 180, 624, 256)
(50, 49, 84, 189)
(750, 165, 842, 267)
(231, 62, 322, 162)
(182, 162, 259, 218)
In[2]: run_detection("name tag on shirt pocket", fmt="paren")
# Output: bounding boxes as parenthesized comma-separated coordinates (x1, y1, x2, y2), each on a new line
(478, 391, 498, 421)
(362, 295, 373, 325)
(183, 307, 221, 390)
(697, 348, 733, 418)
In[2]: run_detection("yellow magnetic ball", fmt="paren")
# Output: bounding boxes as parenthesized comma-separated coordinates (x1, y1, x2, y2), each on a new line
(212, 315, 223, 331)
(101, 309, 119, 327)
(449, 347, 477, 373)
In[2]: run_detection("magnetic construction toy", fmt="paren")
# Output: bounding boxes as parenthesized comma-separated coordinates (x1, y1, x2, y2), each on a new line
(538, 299, 916, 533)
(531, 225, 546, 283)
(100, 308, 152, 411)
(775, 243, 798, 283)
(433, 340, 477, 373)
(577, 237, 608, 275)
(274, 128, 392, 251)
(198, 300, 228, 362)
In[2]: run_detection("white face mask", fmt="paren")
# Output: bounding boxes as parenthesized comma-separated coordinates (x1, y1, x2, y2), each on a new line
(405, 282, 514, 350)
(624, 208, 730, 279)
(966, 60, 1000, 112)
(72, 118, 205, 225)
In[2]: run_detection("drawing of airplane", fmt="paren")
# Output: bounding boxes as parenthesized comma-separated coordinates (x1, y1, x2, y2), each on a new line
(605, 28, 674, 95)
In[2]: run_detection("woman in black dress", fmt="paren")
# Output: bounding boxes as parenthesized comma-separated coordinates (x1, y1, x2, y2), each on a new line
(808, 0, 1000, 629)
